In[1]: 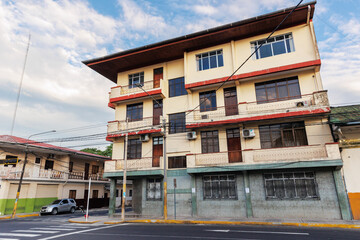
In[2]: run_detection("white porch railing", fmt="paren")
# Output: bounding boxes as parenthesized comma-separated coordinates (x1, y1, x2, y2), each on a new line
(109, 80, 162, 99)
(114, 157, 163, 171)
(108, 117, 159, 135)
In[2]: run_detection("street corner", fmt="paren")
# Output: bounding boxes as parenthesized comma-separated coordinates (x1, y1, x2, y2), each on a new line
(104, 220, 126, 224)
(68, 218, 101, 224)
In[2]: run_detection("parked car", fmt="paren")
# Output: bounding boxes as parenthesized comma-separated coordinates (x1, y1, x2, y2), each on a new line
(40, 198, 77, 215)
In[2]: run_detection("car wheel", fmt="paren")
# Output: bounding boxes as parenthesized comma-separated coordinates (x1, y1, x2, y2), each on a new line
(70, 207, 75, 214)
(51, 208, 58, 215)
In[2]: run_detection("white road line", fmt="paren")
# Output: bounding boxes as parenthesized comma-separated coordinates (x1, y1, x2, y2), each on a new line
(205, 229, 309, 235)
(13, 230, 60, 234)
(0, 233, 40, 237)
(0, 238, 20, 240)
(51, 225, 89, 229)
(30, 228, 74, 231)
(38, 224, 127, 240)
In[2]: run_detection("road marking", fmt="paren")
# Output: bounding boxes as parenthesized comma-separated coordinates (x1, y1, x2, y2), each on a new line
(51, 225, 89, 228)
(13, 230, 60, 234)
(38, 224, 124, 240)
(0, 233, 40, 237)
(205, 229, 309, 235)
(30, 228, 74, 231)
(0, 238, 20, 240)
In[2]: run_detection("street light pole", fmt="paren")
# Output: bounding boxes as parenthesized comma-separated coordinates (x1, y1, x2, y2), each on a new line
(121, 118, 128, 221)
(162, 117, 167, 220)
(11, 130, 56, 219)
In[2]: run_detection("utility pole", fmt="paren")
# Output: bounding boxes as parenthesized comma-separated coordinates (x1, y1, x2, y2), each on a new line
(163, 117, 167, 220)
(121, 118, 128, 221)
(85, 177, 91, 221)
(11, 130, 56, 218)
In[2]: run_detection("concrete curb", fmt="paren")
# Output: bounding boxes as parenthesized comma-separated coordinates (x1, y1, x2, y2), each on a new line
(68, 219, 100, 224)
(99, 219, 360, 229)
(0, 213, 39, 220)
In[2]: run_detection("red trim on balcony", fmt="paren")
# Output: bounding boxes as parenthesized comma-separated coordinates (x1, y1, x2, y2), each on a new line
(186, 107, 330, 129)
(185, 60, 321, 89)
(106, 128, 162, 141)
(108, 102, 115, 109)
(109, 89, 162, 103)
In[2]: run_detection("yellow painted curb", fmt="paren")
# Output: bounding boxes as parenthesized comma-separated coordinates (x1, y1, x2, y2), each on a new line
(0, 216, 11, 220)
(105, 219, 360, 229)
(16, 213, 39, 218)
(68, 219, 100, 224)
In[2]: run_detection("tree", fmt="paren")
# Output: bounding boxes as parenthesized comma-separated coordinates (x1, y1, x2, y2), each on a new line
(81, 144, 112, 157)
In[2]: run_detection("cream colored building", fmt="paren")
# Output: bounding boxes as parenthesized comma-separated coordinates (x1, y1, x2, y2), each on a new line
(0, 135, 129, 215)
(84, 2, 351, 220)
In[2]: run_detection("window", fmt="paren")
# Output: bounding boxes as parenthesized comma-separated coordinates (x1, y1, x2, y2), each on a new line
(92, 190, 99, 199)
(200, 90, 217, 112)
(62, 199, 69, 204)
(255, 77, 301, 104)
(169, 77, 187, 97)
(259, 121, 308, 149)
(69, 190, 76, 199)
(147, 178, 162, 200)
(201, 130, 219, 153)
(69, 162, 73, 172)
(35, 157, 41, 164)
(169, 112, 186, 134)
(129, 189, 133, 197)
(128, 72, 144, 88)
(92, 165, 99, 174)
(45, 160, 54, 170)
(203, 175, 236, 199)
(196, 49, 224, 71)
(116, 189, 119, 197)
(264, 172, 318, 199)
(127, 103, 143, 122)
(168, 156, 186, 169)
(127, 138, 142, 159)
(251, 33, 295, 59)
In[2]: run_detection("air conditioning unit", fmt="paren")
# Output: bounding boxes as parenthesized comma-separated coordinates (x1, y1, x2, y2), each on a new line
(186, 131, 197, 140)
(296, 101, 309, 107)
(242, 129, 255, 138)
(201, 114, 209, 119)
(140, 134, 150, 142)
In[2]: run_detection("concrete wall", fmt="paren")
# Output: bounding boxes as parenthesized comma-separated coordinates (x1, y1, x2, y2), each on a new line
(250, 170, 341, 220)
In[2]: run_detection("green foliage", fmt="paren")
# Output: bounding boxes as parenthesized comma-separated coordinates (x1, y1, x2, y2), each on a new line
(81, 144, 112, 157)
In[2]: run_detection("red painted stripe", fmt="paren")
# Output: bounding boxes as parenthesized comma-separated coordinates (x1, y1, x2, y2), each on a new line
(108, 103, 115, 109)
(107, 128, 162, 140)
(186, 107, 330, 129)
(185, 60, 321, 89)
(109, 89, 162, 103)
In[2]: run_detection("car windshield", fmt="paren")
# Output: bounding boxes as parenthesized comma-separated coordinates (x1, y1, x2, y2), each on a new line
(51, 200, 61, 204)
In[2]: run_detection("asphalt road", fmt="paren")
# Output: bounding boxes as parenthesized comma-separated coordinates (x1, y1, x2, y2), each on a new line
(1, 212, 359, 240)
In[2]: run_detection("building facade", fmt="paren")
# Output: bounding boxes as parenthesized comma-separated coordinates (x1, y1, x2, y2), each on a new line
(330, 105, 360, 220)
(0, 135, 130, 215)
(84, 2, 351, 220)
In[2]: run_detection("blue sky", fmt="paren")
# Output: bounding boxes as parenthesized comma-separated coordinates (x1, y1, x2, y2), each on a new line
(0, 0, 359, 149)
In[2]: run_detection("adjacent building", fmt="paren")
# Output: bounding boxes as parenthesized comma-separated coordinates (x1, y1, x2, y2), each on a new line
(330, 105, 360, 220)
(84, 1, 351, 220)
(0, 135, 129, 215)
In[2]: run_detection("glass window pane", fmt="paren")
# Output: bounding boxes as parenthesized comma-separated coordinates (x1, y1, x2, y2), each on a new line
(288, 83, 301, 98)
(202, 58, 209, 70)
(265, 180, 275, 197)
(294, 129, 307, 146)
(272, 41, 286, 55)
(210, 55, 217, 68)
(274, 180, 285, 199)
(295, 179, 307, 198)
(283, 129, 295, 147)
(259, 44, 272, 58)
(278, 85, 288, 100)
(217, 54, 224, 67)
(256, 88, 267, 103)
(266, 87, 277, 101)
(305, 179, 317, 197)
(284, 179, 296, 198)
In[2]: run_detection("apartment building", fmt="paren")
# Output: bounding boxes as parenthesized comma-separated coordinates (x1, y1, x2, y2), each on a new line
(84, 2, 351, 220)
(330, 105, 360, 220)
(0, 135, 128, 215)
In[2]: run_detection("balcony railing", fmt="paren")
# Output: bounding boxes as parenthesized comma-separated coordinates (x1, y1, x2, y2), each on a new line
(109, 80, 162, 99)
(110, 157, 164, 171)
(0, 168, 107, 181)
(187, 143, 340, 168)
(108, 117, 161, 135)
(187, 91, 329, 124)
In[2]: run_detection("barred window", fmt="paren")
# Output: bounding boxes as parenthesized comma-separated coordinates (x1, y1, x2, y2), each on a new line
(264, 172, 319, 200)
(168, 156, 186, 169)
(126, 103, 143, 122)
(169, 112, 186, 134)
(128, 72, 144, 88)
(251, 33, 295, 59)
(147, 178, 162, 200)
(196, 50, 224, 71)
(127, 138, 142, 159)
(203, 175, 237, 200)
(201, 130, 219, 153)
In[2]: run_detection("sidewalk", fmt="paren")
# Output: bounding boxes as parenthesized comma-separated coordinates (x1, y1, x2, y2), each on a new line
(0, 212, 39, 220)
(68, 213, 360, 229)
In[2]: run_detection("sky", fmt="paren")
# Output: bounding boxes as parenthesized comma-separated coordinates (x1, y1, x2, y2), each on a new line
(0, 0, 359, 150)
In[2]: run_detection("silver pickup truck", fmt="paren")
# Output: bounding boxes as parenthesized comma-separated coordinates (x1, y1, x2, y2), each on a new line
(40, 198, 77, 215)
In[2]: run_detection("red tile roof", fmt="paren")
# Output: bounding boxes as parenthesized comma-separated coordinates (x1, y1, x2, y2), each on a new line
(0, 135, 110, 160)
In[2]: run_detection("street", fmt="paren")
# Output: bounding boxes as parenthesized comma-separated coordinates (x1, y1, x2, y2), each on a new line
(1, 211, 359, 240)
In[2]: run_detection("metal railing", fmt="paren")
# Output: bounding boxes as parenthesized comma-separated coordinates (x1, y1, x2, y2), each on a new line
(110, 79, 162, 99)
(107, 117, 160, 135)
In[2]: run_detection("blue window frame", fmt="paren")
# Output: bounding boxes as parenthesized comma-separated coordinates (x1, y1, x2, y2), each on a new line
(169, 77, 187, 97)
(251, 33, 295, 59)
(196, 50, 224, 71)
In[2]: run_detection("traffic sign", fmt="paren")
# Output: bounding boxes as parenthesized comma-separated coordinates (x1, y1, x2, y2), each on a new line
(0, 158, 19, 165)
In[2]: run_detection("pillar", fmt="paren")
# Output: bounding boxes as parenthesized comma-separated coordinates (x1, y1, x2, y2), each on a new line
(243, 171, 253, 218)
(191, 175, 197, 217)
(333, 169, 352, 220)
(109, 178, 117, 217)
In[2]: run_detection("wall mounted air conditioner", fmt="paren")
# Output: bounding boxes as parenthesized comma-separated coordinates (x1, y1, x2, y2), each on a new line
(296, 101, 309, 107)
(242, 129, 255, 138)
(140, 134, 150, 142)
(186, 131, 197, 140)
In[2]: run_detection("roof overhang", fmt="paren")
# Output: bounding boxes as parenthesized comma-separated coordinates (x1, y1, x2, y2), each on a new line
(83, 1, 316, 83)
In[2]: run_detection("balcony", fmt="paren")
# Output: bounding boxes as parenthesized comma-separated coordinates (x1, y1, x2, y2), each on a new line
(186, 91, 329, 128)
(109, 80, 164, 105)
(108, 117, 161, 134)
(187, 143, 341, 168)
(114, 157, 164, 171)
(0, 168, 107, 181)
